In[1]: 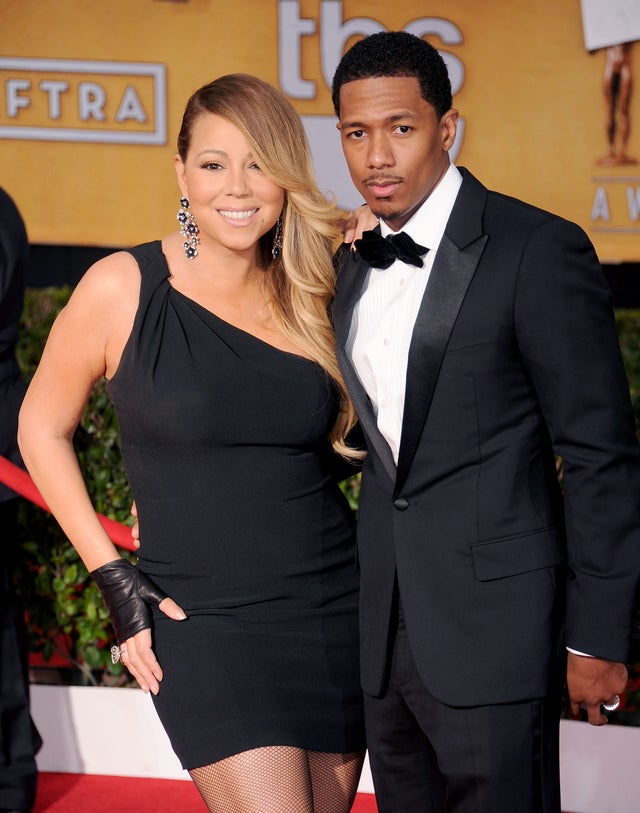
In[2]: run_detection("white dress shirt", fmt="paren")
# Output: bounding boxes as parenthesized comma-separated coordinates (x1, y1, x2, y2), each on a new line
(346, 162, 462, 463)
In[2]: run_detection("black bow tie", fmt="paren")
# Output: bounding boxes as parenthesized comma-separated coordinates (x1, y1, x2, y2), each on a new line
(354, 229, 428, 269)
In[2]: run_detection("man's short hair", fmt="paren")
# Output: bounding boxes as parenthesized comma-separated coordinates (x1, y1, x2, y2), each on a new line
(331, 31, 452, 119)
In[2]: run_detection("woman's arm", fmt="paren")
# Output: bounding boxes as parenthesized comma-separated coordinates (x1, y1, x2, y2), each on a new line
(18, 255, 129, 567)
(18, 253, 185, 694)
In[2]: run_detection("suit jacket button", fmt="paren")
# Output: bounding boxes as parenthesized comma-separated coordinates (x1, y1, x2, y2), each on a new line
(394, 497, 409, 511)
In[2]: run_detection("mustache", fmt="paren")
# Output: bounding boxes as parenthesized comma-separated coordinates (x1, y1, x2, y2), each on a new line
(363, 173, 404, 185)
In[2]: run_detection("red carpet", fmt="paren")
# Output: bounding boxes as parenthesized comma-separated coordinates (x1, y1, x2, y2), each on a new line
(33, 772, 379, 812)
(33, 773, 576, 812)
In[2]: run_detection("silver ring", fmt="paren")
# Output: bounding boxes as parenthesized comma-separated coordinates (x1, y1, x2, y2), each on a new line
(110, 644, 128, 665)
(602, 694, 621, 712)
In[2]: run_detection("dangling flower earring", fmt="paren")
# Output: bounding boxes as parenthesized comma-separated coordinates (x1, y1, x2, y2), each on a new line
(272, 217, 283, 259)
(177, 197, 200, 260)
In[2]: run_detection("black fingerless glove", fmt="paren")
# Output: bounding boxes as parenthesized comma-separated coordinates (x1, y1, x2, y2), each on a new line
(90, 559, 168, 644)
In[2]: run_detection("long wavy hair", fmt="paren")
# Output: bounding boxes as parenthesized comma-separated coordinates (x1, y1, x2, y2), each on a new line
(177, 74, 360, 459)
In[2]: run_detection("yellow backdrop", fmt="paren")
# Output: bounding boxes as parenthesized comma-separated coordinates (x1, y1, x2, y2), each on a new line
(1, 0, 639, 261)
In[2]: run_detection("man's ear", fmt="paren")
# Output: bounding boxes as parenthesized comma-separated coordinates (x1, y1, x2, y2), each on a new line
(441, 108, 459, 152)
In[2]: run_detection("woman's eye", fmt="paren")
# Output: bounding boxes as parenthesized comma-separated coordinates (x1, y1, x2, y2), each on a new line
(202, 162, 222, 170)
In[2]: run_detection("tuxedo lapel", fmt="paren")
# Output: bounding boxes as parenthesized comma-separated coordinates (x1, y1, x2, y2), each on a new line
(334, 244, 396, 482)
(394, 170, 489, 497)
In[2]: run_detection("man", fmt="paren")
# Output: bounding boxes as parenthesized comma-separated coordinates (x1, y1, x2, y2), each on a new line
(331, 31, 640, 813)
(0, 187, 41, 813)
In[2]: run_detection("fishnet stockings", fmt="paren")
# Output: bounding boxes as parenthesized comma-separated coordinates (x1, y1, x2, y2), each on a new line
(189, 746, 365, 813)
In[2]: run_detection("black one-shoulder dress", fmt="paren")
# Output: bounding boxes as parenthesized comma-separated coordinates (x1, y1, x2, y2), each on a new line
(107, 241, 364, 769)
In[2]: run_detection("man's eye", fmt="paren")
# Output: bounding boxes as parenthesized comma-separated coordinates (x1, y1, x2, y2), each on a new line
(348, 130, 365, 139)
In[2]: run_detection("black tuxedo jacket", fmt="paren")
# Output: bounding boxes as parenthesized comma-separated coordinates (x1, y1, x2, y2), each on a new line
(333, 169, 640, 706)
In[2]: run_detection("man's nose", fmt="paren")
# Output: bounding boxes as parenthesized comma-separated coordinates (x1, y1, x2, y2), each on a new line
(366, 133, 394, 169)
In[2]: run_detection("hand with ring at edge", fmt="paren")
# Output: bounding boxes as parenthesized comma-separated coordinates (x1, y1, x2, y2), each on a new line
(91, 558, 187, 694)
(566, 651, 628, 726)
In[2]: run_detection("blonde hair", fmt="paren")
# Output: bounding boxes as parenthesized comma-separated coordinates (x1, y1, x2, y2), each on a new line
(178, 74, 361, 459)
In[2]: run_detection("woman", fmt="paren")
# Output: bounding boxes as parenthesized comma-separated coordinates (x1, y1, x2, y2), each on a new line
(18, 74, 365, 812)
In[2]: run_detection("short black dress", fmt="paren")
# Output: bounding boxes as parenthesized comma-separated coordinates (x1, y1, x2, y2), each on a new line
(107, 241, 364, 769)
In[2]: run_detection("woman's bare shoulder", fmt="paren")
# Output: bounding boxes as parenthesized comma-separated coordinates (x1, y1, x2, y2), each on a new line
(72, 250, 141, 306)
(51, 251, 143, 380)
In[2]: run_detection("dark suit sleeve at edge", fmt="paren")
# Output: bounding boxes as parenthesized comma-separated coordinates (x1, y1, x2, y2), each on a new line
(513, 216, 640, 662)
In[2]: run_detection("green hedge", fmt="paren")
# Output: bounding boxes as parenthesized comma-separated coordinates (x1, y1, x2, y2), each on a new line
(13, 289, 640, 714)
